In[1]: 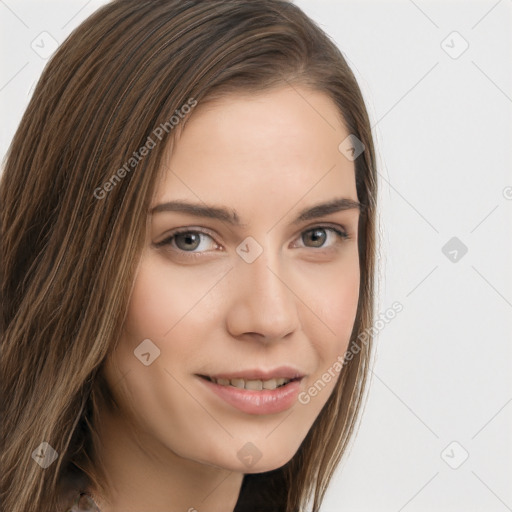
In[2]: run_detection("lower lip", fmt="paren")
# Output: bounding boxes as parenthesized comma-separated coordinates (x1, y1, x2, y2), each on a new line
(197, 376, 302, 415)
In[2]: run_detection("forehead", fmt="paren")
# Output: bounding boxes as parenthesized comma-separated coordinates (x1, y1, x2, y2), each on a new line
(152, 85, 357, 222)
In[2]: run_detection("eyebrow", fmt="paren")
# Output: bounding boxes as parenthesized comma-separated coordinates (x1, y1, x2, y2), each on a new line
(149, 197, 362, 226)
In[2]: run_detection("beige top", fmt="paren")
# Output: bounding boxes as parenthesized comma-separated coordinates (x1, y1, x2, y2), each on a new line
(58, 469, 100, 512)
(66, 493, 101, 512)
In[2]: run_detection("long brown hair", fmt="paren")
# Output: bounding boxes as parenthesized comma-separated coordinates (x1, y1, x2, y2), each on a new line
(0, 1, 378, 511)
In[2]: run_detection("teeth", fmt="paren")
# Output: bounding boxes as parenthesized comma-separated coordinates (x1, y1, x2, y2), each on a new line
(231, 378, 245, 389)
(245, 380, 263, 391)
(262, 378, 277, 390)
(210, 376, 293, 390)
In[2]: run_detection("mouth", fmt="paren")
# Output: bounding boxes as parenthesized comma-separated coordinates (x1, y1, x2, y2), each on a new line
(198, 375, 303, 391)
(196, 372, 305, 415)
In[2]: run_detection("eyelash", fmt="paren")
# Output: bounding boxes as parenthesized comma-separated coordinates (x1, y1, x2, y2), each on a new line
(154, 225, 349, 259)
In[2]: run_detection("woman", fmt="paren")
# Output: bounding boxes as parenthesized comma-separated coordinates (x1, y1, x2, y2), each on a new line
(0, 1, 378, 511)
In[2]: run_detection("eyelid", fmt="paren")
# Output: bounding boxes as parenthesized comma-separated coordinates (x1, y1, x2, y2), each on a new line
(299, 221, 349, 237)
(154, 227, 219, 251)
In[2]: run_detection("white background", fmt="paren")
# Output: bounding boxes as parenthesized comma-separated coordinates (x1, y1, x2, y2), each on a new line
(1, 1, 511, 511)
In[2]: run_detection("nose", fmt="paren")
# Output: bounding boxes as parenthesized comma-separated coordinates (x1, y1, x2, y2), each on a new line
(225, 248, 300, 343)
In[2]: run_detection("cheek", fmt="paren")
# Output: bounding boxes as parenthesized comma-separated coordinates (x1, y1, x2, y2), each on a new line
(328, 267, 360, 338)
(296, 262, 360, 411)
(300, 253, 360, 353)
(296, 270, 360, 408)
(123, 253, 221, 341)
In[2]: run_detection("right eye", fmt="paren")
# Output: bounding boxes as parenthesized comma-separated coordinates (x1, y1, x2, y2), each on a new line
(154, 228, 222, 256)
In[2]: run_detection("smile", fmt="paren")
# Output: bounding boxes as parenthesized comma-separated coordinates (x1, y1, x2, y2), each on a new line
(202, 376, 300, 390)
(197, 374, 305, 415)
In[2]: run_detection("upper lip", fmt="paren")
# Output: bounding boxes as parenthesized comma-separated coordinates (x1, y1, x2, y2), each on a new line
(198, 365, 306, 381)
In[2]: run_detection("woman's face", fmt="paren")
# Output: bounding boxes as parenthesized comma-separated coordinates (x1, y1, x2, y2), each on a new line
(104, 85, 361, 473)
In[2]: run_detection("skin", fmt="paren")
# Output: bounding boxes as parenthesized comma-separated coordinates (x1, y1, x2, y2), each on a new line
(89, 85, 361, 512)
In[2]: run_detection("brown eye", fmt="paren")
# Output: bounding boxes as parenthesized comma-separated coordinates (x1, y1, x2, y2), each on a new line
(174, 232, 202, 251)
(155, 229, 218, 254)
(295, 226, 348, 250)
(302, 228, 327, 248)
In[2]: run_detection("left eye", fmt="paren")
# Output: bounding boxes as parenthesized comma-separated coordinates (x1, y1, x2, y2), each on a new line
(294, 226, 348, 249)
(155, 226, 348, 254)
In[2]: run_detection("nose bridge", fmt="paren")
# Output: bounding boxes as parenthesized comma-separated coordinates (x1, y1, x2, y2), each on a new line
(227, 239, 299, 339)
(246, 249, 289, 303)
